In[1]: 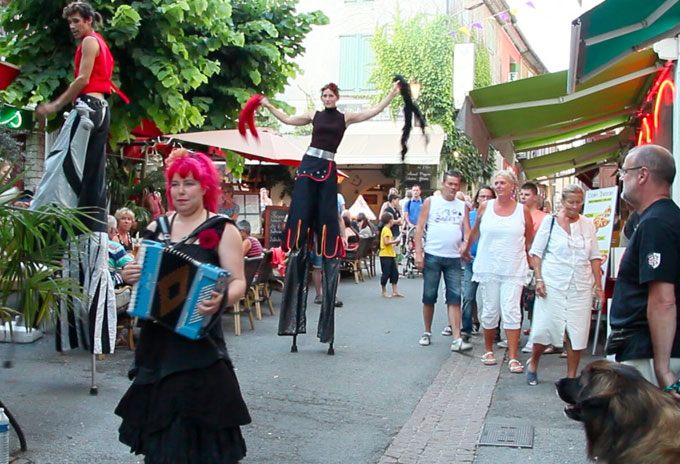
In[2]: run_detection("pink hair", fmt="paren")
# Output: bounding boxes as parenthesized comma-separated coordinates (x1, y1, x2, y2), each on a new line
(164, 149, 221, 213)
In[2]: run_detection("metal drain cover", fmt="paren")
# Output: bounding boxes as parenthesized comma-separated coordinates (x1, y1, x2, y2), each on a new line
(478, 423, 534, 448)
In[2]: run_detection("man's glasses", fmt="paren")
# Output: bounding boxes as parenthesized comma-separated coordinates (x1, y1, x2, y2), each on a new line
(616, 166, 644, 178)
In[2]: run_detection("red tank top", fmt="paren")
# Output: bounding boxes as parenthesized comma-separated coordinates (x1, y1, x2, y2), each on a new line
(74, 32, 129, 103)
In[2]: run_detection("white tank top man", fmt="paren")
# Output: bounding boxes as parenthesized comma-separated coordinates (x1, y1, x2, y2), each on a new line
(414, 171, 472, 352)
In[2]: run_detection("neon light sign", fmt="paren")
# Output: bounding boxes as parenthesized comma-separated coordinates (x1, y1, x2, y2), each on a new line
(637, 77, 675, 147)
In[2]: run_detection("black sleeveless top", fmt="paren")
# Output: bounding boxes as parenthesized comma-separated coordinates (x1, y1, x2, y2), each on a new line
(310, 108, 346, 153)
(129, 215, 234, 384)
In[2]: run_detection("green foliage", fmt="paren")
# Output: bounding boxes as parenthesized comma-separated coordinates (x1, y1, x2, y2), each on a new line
(0, 169, 89, 327)
(474, 45, 492, 89)
(445, 128, 495, 185)
(370, 13, 492, 185)
(0, 0, 327, 152)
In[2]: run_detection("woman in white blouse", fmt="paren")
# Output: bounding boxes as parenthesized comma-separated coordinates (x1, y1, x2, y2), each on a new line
(525, 184, 604, 385)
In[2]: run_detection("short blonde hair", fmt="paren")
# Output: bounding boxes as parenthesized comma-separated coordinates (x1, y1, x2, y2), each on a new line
(493, 169, 518, 186)
(114, 207, 135, 221)
(561, 184, 585, 200)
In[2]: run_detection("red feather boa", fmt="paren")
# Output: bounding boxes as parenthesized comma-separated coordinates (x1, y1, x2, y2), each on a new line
(238, 94, 263, 138)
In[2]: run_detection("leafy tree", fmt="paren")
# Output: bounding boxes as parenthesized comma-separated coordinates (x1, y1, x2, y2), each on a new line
(370, 13, 494, 186)
(0, 0, 327, 145)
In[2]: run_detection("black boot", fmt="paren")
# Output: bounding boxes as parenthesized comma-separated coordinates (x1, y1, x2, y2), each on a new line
(278, 249, 310, 342)
(318, 257, 340, 346)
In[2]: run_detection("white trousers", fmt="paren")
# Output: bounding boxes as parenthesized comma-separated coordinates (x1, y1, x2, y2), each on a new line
(479, 280, 523, 330)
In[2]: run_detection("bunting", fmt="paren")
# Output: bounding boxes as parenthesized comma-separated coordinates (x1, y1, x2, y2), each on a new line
(446, 1, 539, 34)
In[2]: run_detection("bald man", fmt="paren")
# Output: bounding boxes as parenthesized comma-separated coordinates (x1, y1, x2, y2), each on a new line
(609, 144, 680, 396)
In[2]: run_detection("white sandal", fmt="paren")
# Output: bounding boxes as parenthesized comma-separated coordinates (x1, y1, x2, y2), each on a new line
(481, 351, 497, 365)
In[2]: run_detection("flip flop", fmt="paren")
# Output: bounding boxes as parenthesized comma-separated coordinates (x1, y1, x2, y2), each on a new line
(392, 293, 405, 298)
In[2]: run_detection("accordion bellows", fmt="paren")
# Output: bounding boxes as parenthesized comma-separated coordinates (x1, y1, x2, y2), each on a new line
(128, 240, 230, 340)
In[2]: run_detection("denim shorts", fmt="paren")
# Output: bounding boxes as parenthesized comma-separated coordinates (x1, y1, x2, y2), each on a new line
(422, 253, 462, 305)
(308, 250, 322, 268)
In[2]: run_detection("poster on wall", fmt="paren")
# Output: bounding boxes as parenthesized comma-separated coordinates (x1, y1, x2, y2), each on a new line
(583, 185, 618, 287)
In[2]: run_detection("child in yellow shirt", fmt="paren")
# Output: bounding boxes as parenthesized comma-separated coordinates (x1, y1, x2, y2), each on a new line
(379, 212, 403, 298)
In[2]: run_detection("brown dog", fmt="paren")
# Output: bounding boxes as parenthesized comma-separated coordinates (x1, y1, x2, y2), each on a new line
(556, 360, 680, 463)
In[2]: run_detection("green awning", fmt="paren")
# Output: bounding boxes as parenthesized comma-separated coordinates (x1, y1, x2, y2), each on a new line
(519, 129, 632, 179)
(568, 0, 680, 90)
(468, 49, 658, 154)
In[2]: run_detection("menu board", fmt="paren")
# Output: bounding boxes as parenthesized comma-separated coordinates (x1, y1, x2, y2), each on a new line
(583, 186, 618, 287)
(264, 206, 289, 248)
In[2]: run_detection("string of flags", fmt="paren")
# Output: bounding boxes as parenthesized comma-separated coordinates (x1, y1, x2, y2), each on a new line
(449, 1, 537, 39)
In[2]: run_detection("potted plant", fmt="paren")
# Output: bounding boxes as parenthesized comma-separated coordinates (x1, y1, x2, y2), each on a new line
(0, 167, 88, 333)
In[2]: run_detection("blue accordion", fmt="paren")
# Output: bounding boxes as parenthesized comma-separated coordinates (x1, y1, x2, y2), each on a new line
(128, 240, 230, 340)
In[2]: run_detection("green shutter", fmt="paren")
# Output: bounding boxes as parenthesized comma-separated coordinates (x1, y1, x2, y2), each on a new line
(339, 35, 358, 91)
(358, 34, 374, 91)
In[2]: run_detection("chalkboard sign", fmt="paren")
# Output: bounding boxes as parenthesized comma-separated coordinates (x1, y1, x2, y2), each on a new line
(264, 206, 289, 248)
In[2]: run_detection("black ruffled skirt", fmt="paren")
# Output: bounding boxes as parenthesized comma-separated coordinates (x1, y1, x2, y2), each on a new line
(115, 359, 251, 464)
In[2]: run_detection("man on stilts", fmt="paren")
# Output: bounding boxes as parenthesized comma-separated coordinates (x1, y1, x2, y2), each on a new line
(32, 1, 128, 356)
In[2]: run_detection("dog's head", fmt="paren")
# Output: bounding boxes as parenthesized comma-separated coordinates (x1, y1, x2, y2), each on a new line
(555, 360, 680, 462)
(555, 360, 646, 422)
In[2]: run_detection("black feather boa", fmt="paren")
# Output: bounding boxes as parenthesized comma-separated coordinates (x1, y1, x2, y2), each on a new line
(393, 75, 428, 161)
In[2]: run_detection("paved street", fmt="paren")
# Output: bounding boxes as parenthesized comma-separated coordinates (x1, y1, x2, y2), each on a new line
(0, 272, 593, 463)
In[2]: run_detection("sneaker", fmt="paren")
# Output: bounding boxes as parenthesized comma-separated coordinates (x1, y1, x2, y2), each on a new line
(521, 342, 534, 353)
(451, 337, 472, 352)
(497, 339, 508, 348)
(461, 331, 472, 343)
(441, 326, 453, 336)
(314, 295, 322, 304)
(419, 332, 432, 346)
(335, 299, 343, 307)
(471, 325, 481, 336)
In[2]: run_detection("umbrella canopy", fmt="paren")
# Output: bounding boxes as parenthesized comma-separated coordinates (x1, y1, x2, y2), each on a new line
(168, 128, 306, 166)
(568, 0, 680, 91)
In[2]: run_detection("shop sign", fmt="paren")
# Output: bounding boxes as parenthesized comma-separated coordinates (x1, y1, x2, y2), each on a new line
(404, 165, 436, 188)
(0, 105, 31, 130)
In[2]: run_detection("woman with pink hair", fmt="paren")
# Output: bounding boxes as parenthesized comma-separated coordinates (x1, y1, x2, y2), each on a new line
(116, 149, 250, 463)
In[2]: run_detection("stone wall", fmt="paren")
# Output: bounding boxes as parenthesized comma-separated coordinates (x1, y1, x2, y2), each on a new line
(23, 130, 45, 192)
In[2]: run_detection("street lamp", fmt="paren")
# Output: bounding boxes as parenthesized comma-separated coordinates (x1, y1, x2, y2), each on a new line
(409, 81, 421, 99)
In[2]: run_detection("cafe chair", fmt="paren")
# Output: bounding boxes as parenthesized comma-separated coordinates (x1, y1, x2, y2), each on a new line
(228, 255, 261, 335)
(115, 285, 135, 350)
(249, 249, 276, 320)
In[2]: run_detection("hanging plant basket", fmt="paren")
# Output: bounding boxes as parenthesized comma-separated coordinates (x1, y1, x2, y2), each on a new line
(0, 61, 20, 91)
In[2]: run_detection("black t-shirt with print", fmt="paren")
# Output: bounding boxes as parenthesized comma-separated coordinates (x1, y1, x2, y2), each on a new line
(610, 198, 680, 361)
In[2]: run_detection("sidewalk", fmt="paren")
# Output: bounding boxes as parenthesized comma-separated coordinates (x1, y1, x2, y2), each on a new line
(380, 327, 598, 464)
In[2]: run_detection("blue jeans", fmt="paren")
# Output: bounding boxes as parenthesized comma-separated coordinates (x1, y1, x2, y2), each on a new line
(461, 261, 478, 333)
(422, 253, 461, 305)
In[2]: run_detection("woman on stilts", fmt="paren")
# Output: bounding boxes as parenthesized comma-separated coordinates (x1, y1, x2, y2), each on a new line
(258, 81, 400, 354)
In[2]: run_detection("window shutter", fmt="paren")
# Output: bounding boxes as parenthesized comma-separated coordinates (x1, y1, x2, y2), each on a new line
(358, 35, 374, 91)
(339, 35, 358, 91)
